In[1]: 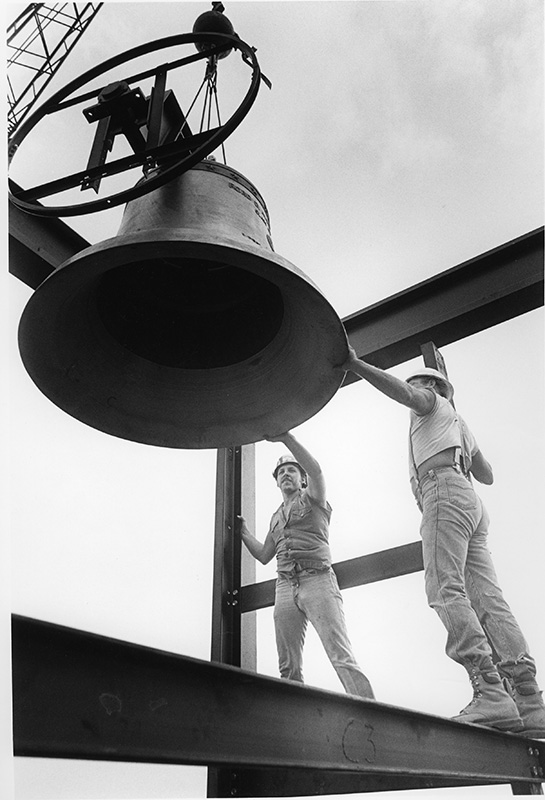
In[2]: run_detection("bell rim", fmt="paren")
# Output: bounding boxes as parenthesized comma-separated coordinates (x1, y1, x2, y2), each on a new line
(18, 234, 349, 448)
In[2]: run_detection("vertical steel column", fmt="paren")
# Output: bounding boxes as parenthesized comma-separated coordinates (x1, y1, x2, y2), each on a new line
(208, 443, 256, 797)
(210, 446, 242, 666)
(421, 341, 456, 409)
(240, 445, 257, 672)
(420, 341, 448, 375)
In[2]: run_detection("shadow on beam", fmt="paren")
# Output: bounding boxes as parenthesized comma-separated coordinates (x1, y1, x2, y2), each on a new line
(12, 615, 544, 793)
(240, 541, 424, 613)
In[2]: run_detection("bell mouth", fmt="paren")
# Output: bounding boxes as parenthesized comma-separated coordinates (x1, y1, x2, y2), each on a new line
(18, 234, 348, 449)
(96, 257, 284, 369)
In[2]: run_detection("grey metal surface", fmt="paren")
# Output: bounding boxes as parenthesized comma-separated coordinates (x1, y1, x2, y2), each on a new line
(211, 447, 243, 667)
(342, 227, 544, 376)
(16, 163, 348, 449)
(12, 615, 544, 789)
(9, 201, 89, 289)
(208, 445, 257, 798)
(240, 541, 424, 613)
(222, 767, 508, 796)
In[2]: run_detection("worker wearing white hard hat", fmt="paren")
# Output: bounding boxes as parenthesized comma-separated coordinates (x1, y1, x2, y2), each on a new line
(404, 367, 454, 401)
(272, 453, 308, 487)
(342, 345, 545, 737)
(238, 430, 375, 699)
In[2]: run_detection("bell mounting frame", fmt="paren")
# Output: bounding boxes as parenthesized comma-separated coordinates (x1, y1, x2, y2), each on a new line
(8, 31, 263, 217)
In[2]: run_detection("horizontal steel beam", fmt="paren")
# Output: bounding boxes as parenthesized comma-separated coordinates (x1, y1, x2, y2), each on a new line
(8, 200, 89, 289)
(12, 615, 544, 789)
(9, 209, 543, 362)
(240, 541, 424, 613)
(341, 227, 544, 378)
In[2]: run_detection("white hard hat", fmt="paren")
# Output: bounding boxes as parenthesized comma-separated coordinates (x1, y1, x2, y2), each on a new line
(272, 454, 308, 486)
(405, 367, 454, 400)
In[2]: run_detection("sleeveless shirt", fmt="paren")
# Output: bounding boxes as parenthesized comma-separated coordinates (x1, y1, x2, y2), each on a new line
(267, 489, 332, 573)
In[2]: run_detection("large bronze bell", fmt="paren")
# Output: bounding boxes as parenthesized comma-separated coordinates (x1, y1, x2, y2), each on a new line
(18, 160, 348, 448)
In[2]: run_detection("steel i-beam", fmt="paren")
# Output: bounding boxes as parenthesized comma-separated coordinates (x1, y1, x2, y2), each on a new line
(12, 615, 545, 794)
(240, 541, 424, 613)
(342, 227, 544, 375)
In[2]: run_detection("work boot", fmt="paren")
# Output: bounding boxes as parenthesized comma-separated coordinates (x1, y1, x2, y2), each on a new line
(452, 668, 523, 732)
(499, 657, 545, 739)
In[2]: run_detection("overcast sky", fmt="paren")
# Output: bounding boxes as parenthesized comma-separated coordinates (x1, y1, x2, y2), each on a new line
(4, 1, 544, 798)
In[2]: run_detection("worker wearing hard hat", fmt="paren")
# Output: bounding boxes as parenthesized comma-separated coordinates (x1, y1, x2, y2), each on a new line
(238, 430, 375, 699)
(342, 346, 545, 737)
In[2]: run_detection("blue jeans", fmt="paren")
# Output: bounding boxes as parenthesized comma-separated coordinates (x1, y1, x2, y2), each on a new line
(273, 566, 374, 698)
(418, 466, 533, 676)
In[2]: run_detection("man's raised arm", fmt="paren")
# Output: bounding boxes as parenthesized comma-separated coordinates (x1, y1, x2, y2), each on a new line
(266, 431, 326, 505)
(343, 346, 434, 415)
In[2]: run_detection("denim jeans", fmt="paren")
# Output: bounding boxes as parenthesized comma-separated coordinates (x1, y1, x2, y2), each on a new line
(418, 466, 533, 676)
(273, 566, 374, 698)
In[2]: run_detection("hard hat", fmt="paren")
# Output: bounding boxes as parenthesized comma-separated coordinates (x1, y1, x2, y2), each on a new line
(272, 454, 308, 485)
(405, 367, 454, 400)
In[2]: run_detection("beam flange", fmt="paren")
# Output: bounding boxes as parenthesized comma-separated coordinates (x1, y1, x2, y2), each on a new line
(227, 767, 498, 797)
(12, 615, 544, 789)
(341, 227, 544, 379)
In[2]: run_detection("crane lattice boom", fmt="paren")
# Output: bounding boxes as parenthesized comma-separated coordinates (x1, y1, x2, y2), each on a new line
(7, 3, 103, 136)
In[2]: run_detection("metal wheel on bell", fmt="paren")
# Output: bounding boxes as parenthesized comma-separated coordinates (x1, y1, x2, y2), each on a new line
(8, 30, 263, 217)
